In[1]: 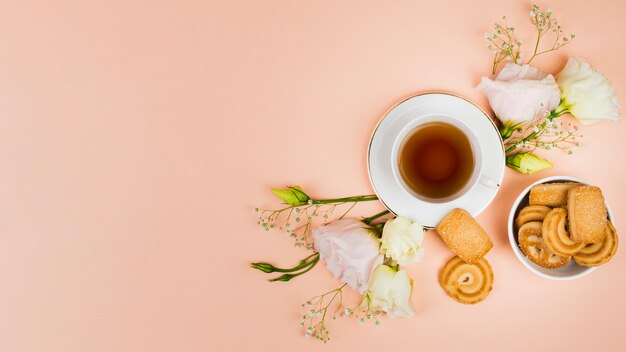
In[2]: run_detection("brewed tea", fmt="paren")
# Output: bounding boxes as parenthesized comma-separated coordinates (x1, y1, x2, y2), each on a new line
(398, 122, 474, 199)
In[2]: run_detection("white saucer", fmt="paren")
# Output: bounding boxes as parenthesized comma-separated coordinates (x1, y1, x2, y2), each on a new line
(367, 92, 505, 228)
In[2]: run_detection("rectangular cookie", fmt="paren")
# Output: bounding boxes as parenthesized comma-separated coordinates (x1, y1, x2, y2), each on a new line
(435, 208, 493, 263)
(529, 182, 580, 207)
(568, 186, 608, 243)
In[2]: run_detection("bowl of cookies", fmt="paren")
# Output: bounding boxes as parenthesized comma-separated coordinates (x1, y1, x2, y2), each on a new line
(508, 176, 618, 280)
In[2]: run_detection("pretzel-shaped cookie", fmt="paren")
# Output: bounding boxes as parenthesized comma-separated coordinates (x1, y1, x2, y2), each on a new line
(518, 221, 570, 269)
(542, 208, 585, 256)
(574, 221, 619, 267)
(515, 205, 552, 229)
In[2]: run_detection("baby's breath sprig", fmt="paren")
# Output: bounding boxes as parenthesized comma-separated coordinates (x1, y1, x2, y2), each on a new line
(485, 16, 523, 74)
(527, 4, 575, 64)
(256, 186, 378, 250)
(486, 4, 574, 74)
(346, 293, 382, 327)
(300, 283, 347, 343)
(504, 109, 583, 155)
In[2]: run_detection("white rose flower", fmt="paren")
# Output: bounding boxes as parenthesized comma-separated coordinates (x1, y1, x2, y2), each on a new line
(380, 216, 425, 266)
(556, 57, 621, 125)
(313, 219, 383, 293)
(477, 63, 561, 138)
(367, 265, 415, 318)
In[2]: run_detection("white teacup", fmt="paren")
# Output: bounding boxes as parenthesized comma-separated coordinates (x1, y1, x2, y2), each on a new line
(390, 114, 500, 205)
(367, 92, 505, 227)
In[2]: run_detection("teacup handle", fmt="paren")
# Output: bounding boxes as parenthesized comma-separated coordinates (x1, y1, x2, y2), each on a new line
(479, 175, 500, 189)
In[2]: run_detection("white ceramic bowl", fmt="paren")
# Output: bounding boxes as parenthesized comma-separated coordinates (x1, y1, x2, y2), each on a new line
(507, 176, 614, 281)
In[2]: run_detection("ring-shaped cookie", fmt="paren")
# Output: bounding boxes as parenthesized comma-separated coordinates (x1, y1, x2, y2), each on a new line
(439, 256, 493, 304)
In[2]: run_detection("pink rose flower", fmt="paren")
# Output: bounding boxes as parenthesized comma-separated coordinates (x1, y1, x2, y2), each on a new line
(478, 63, 561, 138)
(313, 219, 383, 293)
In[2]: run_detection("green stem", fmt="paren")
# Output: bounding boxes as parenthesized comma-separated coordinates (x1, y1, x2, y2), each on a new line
(527, 24, 543, 64)
(269, 256, 320, 282)
(500, 121, 525, 140)
(319, 284, 346, 322)
(505, 111, 566, 154)
(506, 130, 537, 154)
(362, 210, 391, 224)
(552, 106, 569, 117)
(251, 253, 319, 273)
(311, 195, 378, 204)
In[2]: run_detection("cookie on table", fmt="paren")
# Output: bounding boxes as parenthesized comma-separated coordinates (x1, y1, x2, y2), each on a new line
(439, 256, 493, 305)
(435, 208, 493, 264)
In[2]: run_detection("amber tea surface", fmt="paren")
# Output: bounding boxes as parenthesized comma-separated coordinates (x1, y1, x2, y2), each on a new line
(398, 122, 475, 199)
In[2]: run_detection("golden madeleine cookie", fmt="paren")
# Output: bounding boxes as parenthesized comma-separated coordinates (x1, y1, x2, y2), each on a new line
(439, 256, 493, 305)
(574, 222, 619, 267)
(529, 182, 580, 207)
(568, 186, 608, 244)
(515, 205, 552, 229)
(435, 208, 493, 264)
(542, 208, 585, 256)
(518, 221, 570, 269)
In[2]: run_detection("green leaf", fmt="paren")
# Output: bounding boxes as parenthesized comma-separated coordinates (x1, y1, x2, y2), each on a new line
(271, 186, 310, 206)
(506, 153, 553, 174)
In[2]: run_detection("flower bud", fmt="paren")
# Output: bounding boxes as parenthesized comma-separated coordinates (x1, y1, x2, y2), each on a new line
(271, 186, 310, 206)
(506, 153, 553, 174)
(250, 262, 276, 273)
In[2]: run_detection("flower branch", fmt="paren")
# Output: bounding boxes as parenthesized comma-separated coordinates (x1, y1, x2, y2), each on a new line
(527, 5, 575, 64)
(485, 4, 574, 74)
(300, 283, 347, 343)
(256, 186, 379, 249)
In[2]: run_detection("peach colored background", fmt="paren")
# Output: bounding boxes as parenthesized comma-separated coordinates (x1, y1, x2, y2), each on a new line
(1, 1, 625, 351)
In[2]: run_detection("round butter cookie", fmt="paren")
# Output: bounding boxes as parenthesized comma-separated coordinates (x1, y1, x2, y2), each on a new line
(518, 221, 570, 269)
(515, 205, 552, 229)
(574, 221, 618, 267)
(439, 256, 493, 304)
(542, 208, 585, 256)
